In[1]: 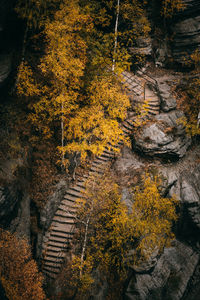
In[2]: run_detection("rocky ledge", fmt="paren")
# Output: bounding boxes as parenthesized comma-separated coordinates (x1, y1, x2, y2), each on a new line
(134, 110, 191, 158)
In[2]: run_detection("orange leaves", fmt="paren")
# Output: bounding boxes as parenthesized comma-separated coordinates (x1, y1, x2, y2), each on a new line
(0, 230, 46, 300)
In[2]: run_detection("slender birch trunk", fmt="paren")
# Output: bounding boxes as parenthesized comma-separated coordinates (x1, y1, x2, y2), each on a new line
(61, 99, 65, 168)
(112, 0, 120, 72)
(80, 217, 90, 277)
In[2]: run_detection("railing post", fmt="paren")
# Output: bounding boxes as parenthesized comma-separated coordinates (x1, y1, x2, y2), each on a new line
(144, 82, 146, 101)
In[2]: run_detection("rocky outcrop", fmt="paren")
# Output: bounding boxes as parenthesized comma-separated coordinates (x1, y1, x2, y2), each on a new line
(125, 240, 199, 300)
(134, 110, 191, 158)
(0, 53, 12, 86)
(0, 181, 21, 225)
(0, 0, 15, 86)
(170, 0, 200, 64)
(180, 165, 200, 230)
(40, 179, 69, 232)
(157, 81, 177, 112)
(0, 158, 31, 239)
(112, 143, 200, 300)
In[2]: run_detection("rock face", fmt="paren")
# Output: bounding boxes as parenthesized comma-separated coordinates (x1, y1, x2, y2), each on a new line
(0, 158, 31, 239)
(125, 240, 199, 300)
(0, 0, 14, 86)
(40, 179, 69, 231)
(170, 0, 200, 64)
(134, 110, 191, 158)
(0, 181, 21, 224)
(180, 165, 200, 230)
(112, 144, 200, 300)
(157, 81, 177, 112)
(0, 53, 12, 86)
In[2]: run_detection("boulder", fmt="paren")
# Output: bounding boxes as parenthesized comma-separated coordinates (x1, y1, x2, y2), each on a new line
(124, 240, 199, 300)
(134, 110, 191, 158)
(157, 81, 177, 112)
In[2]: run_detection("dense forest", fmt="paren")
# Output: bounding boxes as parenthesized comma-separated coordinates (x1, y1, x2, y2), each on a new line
(0, 0, 200, 299)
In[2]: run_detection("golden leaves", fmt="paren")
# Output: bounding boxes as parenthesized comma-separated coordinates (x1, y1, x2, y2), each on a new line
(131, 174, 178, 264)
(16, 62, 41, 97)
(177, 49, 200, 136)
(65, 172, 178, 297)
(161, 0, 186, 18)
(62, 76, 130, 161)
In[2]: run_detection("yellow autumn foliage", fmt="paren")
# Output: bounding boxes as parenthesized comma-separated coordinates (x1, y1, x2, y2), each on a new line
(66, 172, 178, 297)
(177, 49, 200, 136)
(131, 174, 178, 264)
(62, 76, 130, 160)
(161, 0, 186, 17)
(17, 0, 131, 165)
(15, 0, 60, 28)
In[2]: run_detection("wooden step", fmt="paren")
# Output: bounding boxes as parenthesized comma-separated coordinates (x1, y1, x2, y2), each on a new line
(43, 268, 58, 278)
(66, 189, 83, 198)
(48, 236, 71, 245)
(103, 149, 115, 156)
(53, 216, 75, 225)
(50, 231, 72, 240)
(43, 263, 62, 273)
(51, 230, 73, 240)
(91, 162, 108, 171)
(59, 203, 77, 212)
(96, 155, 111, 162)
(43, 265, 60, 274)
(147, 106, 160, 112)
(63, 194, 79, 202)
(44, 244, 69, 254)
(121, 126, 132, 134)
(47, 238, 70, 248)
(147, 103, 160, 107)
(70, 186, 85, 194)
(92, 159, 109, 167)
(51, 223, 74, 234)
(123, 121, 134, 130)
(55, 209, 75, 218)
(43, 253, 65, 262)
(90, 165, 105, 174)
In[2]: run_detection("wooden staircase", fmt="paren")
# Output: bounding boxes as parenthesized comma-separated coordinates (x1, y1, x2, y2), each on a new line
(41, 70, 159, 279)
(121, 70, 160, 116)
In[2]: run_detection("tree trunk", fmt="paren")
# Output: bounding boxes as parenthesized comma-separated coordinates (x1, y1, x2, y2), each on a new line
(112, 0, 120, 72)
(80, 217, 90, 277)
(61, 99, 65, 168)
(13, 21, 28, 93)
